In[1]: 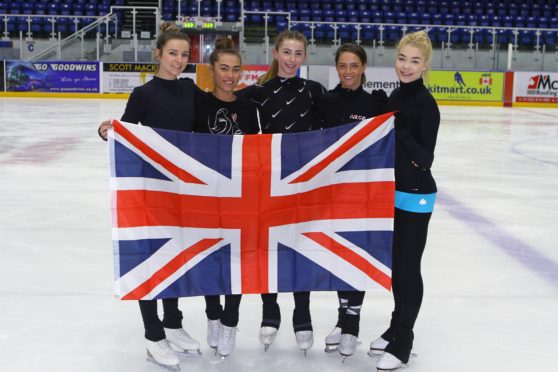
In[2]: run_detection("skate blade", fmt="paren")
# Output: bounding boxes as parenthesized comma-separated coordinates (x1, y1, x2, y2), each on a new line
(376, 363, 408, 371)
(324, 344, 339, 353)
(146, 356, 181, 371)
(368, 348, 384, 357)
(168, 342, 202, 356)
(264, 344, 270, 352)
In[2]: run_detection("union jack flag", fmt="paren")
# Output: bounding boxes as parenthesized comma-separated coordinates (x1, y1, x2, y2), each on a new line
(109, 113, 395, 300)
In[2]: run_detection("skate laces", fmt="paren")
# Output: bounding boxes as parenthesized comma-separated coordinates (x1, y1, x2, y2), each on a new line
(154, 339, 173, 354)
(222, 326, 237, 341)
(209, 320, 220, 334)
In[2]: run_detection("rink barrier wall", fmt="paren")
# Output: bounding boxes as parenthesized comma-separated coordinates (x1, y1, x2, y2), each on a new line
(0, 60, 557, 107)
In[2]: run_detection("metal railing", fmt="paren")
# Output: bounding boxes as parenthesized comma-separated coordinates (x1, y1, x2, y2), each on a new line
(1, 6, 160, 61)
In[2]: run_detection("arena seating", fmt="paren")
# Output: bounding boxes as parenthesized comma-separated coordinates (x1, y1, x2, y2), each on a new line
(0, 0, 556, 47)
(0, 0, 124, 35)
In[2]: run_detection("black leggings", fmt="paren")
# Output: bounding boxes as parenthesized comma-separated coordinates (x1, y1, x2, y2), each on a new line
(382, 208, 432, 363)
(204, 294, 242, 327)
(335, 290, 365, 336)
(261, 291, 312, 332)
(139, 299, 183, 342)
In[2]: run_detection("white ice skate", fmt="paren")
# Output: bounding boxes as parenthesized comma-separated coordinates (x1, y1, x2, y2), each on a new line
(368, 336, 389, 356)
(338, 334, 358, 362)
(259, 326, 278, 352)
(146, 339, 180, 371)
(324, 326, 342, 352)
(376, 351, 407, 371)
(217, 324, 237, 363)
(164, 327, 201, 356)
(207, 319, 221, 352)
(295, 330, 314, 357)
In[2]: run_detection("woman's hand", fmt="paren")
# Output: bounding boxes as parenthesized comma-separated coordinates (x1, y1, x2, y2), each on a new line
(98, 120, 113, 141)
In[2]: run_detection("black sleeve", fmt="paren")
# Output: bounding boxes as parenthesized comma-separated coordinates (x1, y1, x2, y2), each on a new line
(310, 81, 326, 102)
(371, 89, 389, 106)
(120, 87, 144, 124)
(312, 96, 326, 129)
(235, 84, 258, 100)
(397, 100, 440, 170)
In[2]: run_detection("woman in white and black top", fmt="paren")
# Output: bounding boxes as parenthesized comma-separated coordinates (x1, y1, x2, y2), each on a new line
(237, 30, 326, 354)
(193, 37, 261, 361)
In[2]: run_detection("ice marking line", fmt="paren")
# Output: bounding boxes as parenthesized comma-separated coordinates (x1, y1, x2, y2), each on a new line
(0, 137, 80, 165)
(511, 139, 558, 166)
(516, 108, 558, 119)
(437, 191, 558, 288)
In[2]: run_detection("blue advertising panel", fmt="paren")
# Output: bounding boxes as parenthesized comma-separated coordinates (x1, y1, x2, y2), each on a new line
(5, 61, 100, 93)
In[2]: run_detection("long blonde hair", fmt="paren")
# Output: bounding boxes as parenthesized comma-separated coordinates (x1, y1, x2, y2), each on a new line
(396, 30, 432, 85)
(257, 30, 308, 85)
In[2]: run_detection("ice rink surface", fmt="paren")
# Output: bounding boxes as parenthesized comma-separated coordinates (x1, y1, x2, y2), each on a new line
(0, 98, 557, 372)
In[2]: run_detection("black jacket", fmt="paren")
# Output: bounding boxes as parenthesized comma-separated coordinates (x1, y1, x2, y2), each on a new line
(237, 76, 326, 133)
(388, 78, 440, 193)
(121, 76, 195, 131)
(313, 84, 388, 128)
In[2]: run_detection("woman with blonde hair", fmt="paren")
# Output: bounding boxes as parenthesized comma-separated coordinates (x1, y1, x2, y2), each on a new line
(237, 30, 326, 354)
(369, 30, 440, 371)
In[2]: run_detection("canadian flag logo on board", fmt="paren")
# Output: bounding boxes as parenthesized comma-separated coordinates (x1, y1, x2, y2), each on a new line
(527, 75, 541, 89)
(479, 74, 492, 85)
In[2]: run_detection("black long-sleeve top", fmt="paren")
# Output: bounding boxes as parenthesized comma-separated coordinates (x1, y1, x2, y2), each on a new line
(387, 78, 440, 194)
(313, 84, 388, 128)
(237, 76, 325, 133)
(192, 90, 261, 135)
(121, 76, 195, 131)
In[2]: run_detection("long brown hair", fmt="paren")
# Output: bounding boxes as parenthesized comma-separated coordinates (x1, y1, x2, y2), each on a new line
(335, 43, 368, 86)
(257, 30, 308, 85)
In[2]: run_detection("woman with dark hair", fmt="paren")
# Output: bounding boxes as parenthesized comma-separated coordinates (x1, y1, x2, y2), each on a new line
(98, 22, 200, 370)
(237, 30, 326, 354)
(314, 43, 388, 361)
(193, 36, 261, 361)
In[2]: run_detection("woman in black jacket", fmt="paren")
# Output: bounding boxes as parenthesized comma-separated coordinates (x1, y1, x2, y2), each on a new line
(369, 31, 440, 372)
(98, 22, 200, 370)
(314, 43, 388, 360)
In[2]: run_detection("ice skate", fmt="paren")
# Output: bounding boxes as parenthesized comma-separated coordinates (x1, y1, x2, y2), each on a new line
(368, 336, 389, 356)
(259, 326, 278, 351)
(376, 351, 407, 371)
(338, 334, 358, 362)
(324, 326, 341, 352)
(146, 339, 180, 371)
(217, 324, 237, 363)
(164, 327, 201, 356)
(295, 330, 313, 357)
(207, 319, 221, 352)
